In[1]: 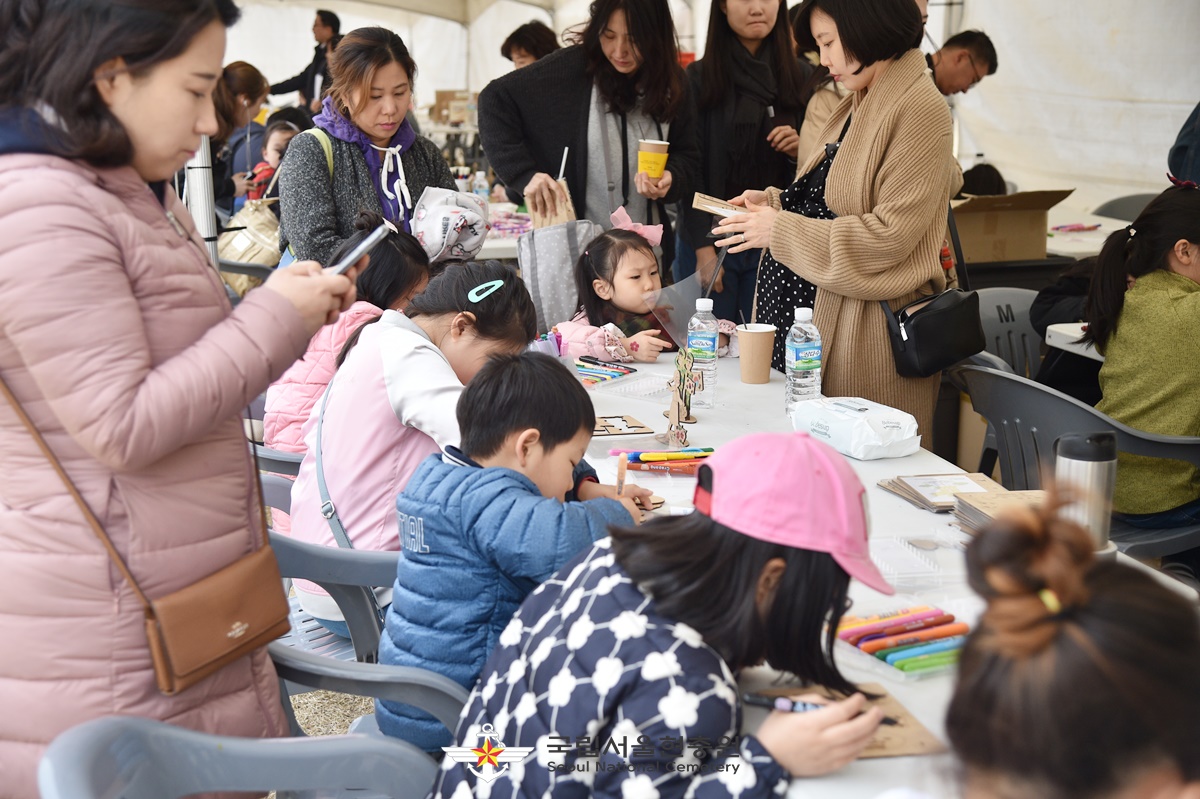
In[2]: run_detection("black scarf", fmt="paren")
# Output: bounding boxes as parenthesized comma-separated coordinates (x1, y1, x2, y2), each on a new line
(727, 43, 779, 194)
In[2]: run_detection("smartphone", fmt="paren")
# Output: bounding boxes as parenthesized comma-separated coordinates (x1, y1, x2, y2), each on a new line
(326, 223, 389, 276)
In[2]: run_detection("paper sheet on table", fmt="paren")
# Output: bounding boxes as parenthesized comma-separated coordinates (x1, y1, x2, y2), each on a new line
(756, 683, 946, 758)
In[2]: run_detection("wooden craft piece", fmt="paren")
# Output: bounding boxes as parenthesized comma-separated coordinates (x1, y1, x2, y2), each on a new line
(754, 683, 946, 759)
(635, 495, 665, 511)
(663, 409, 697, 424)
(593, 415, 653, 437)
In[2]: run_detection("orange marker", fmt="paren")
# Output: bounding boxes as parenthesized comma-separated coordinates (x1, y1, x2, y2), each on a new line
(860, 622, 970, 655)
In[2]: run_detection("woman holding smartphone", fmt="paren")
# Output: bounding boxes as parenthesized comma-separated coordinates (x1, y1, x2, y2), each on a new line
(0, 2, 358, 793)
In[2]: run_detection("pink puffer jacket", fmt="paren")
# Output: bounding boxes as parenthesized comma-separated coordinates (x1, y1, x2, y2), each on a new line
(264, 300, 382, 454)
(0, 153, 311, 798)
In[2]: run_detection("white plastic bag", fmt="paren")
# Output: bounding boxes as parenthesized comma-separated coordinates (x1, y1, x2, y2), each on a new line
(790, 397, 921, 460)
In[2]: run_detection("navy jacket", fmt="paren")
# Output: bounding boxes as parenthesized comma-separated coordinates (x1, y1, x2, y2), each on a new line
(432, 540, 791, 799)
(376, 449, 632, 749)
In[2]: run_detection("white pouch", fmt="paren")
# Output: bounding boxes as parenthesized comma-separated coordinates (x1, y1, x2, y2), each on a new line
(790, 397, 921, 460)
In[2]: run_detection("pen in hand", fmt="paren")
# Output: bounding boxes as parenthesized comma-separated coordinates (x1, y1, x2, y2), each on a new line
(742, 693, 898, 725)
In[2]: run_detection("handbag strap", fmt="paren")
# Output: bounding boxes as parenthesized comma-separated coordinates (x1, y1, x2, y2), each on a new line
(0, 374, 272, 616)
(315, 381, 355, 549)
(947, 204, 971, 291)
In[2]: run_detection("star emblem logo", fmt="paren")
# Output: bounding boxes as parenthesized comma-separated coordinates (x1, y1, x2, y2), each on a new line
(472, 738, 505, 768)
(444, 723, 535, 784)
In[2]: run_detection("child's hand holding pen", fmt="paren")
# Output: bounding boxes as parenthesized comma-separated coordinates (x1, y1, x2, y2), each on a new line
(752, 692, 885, 777)
(576, 474, 649, 524)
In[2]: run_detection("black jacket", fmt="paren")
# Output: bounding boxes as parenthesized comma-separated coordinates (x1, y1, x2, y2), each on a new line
(478, 46, 700, 221)
(270, 39, 339, 104)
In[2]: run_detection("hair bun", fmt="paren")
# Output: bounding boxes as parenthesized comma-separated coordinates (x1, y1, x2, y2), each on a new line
(353, 210, 386, 232)
(966, 488, 1095, 659)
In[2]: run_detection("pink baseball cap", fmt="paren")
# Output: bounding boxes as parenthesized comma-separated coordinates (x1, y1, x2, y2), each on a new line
(692, 432, 894, 595)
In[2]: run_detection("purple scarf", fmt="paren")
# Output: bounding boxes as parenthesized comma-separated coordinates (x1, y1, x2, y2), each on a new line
(314, 97, 418, 230)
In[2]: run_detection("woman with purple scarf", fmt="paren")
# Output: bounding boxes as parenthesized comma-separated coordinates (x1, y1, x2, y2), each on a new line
(279, 27, 456, 264)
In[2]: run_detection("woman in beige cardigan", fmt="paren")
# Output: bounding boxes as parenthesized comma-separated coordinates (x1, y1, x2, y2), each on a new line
(716, 0, 957, 436)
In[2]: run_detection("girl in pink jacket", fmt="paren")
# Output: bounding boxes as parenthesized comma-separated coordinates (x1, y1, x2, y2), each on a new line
(0, 2, 358, 795)
(557, 224, 737, 363)
(264, 212, 431, 456)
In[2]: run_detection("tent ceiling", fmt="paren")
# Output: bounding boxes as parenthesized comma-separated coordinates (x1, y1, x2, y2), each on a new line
(348, 0, 558, 25)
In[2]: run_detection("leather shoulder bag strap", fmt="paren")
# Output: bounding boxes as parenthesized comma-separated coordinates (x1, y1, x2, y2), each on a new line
(947, 203, 971, 291)
(314, 380, 355, 549)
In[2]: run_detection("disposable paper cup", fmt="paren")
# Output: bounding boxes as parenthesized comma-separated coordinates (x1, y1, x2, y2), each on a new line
(737, 324, 776, 384)
(637, 139, 670, 179)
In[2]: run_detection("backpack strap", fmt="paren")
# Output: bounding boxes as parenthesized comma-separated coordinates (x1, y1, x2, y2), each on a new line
(305, 128, 335, 179)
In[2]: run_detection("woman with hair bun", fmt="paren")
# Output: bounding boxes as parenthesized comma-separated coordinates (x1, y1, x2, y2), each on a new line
(945, 494, 1200, 799)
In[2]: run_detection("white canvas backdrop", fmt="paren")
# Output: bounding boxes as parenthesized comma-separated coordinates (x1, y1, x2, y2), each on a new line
(226, 0, 1199, 212)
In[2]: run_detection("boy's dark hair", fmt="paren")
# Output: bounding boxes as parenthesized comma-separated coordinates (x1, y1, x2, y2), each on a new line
(0, 0, 240, 168)
(406, 260, 538, 345)
(574, 228, 657, 326)
(263, 120, 302, 148)
(316, 9, 341, 36)
(946, 495, 1200, 797)
(957, 163, 1007, 197)
(501, 21, 561, 62)
(792, 0, 922, 76)
(333, 212, 431, 367)
(1083, 185, 1200, 350)
(569, 0, 685, 123)
(457, 352, 595, 459)
(610, 507, 856, 696)
(698, 0, 809, 114)
(943, 29, 997, 74)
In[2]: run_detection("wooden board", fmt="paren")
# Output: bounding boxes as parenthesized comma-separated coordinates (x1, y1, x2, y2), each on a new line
(755, 683, 946, 759)
(594, 415, 654, 437)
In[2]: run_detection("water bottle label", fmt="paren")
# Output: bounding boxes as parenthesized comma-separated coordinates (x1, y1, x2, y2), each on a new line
(787, 343, 821, 372)
(687, 332, 718, 361)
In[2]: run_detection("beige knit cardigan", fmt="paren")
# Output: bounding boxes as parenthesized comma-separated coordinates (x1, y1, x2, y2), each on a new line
(760, 49, 956, 438)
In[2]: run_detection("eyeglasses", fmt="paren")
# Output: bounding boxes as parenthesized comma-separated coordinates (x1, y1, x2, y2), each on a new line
(965, 52, 987, 88)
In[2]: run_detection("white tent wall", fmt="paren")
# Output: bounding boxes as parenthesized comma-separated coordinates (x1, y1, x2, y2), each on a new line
(227, 0, 468, 109)
(952, 0, 1199, 212)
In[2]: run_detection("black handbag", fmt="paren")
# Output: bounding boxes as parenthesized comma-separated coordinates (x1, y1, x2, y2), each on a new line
(879, 206, 984, 378)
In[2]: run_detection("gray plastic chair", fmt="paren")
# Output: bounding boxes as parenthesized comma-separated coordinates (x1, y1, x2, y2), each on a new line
(219, 258, 275, 281)
(953, 364, 1200, 558)
(1092, 193, 1158, 222)
(38, 715, 435, 799)
(255, 442, 304, 476)
(975, 287, 1042, 378)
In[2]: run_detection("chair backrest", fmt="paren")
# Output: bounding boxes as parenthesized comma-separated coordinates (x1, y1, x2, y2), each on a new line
(1092, 193, 1158, 222)
(254, 442, 304, 476)
(975, 287, 1042, 378)
(261, 472, 294, 515)
(269, 531, 397, 659)
(954, 365, 1200, 491)
(38, 716, 436, 799)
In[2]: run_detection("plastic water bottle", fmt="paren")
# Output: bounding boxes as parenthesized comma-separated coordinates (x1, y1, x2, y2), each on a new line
(687, 298, 719, 409)
(472, 171, 489, 199)
(785, 307, 822, 413)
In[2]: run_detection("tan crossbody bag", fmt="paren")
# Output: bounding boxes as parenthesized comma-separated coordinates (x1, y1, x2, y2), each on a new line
(0, 376, 292, 695)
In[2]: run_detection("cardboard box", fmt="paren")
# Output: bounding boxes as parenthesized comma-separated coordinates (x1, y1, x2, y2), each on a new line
(951, 189, 1074, 263)
(431, 90, 477, 125)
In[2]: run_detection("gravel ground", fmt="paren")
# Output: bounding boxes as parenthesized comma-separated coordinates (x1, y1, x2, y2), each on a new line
(290, 689, 375, 736)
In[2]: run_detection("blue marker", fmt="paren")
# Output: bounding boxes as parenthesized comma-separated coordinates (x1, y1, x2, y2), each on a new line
(885, 636, 966, 666)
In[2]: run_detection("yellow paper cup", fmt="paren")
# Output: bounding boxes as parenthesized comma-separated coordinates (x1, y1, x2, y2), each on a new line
(637, 139, 670, 179)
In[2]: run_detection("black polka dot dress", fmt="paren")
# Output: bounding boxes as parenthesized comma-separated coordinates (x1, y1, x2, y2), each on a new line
(757, 124, 849, 373)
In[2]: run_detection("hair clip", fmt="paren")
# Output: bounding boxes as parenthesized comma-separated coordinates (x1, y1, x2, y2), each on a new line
(1125, 225, 1136, 237)
(382, 219, 399, 234)
(1168, 173, 1198, 190)
(1037, 588, 1062, 614)
(467, 279, 504, 303)
(610, 207, 663, 247)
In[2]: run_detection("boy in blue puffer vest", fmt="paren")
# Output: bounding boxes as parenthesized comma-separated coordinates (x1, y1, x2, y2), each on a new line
(376, 351, 645, 749)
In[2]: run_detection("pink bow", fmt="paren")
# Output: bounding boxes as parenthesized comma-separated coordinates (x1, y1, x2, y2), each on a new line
(610, 207, 663, 247)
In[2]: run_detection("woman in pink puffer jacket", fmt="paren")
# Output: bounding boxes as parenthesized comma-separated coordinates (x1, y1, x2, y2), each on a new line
(0, 2, 359, 796)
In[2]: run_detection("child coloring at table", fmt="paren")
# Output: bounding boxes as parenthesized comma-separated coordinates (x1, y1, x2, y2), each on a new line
(558, 210, 737, 363)
(287, 261, 538, 633)
(433, 432, 895, 799)
(945, 493, 1200, 799)
(376, 352, 646, 749)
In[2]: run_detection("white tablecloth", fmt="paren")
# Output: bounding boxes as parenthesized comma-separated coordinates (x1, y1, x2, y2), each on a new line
(1045, 206, 1123, 259)
(582, 357, 1187, 798)
(1045, 322, 1103, 361)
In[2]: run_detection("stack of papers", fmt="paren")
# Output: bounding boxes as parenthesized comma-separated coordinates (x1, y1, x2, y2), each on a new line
(877, 473, 1004, 513)
(954, 490, 1049, 533)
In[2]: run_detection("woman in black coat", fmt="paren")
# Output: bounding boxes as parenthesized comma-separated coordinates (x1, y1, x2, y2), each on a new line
(478, 0, 699, 271)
